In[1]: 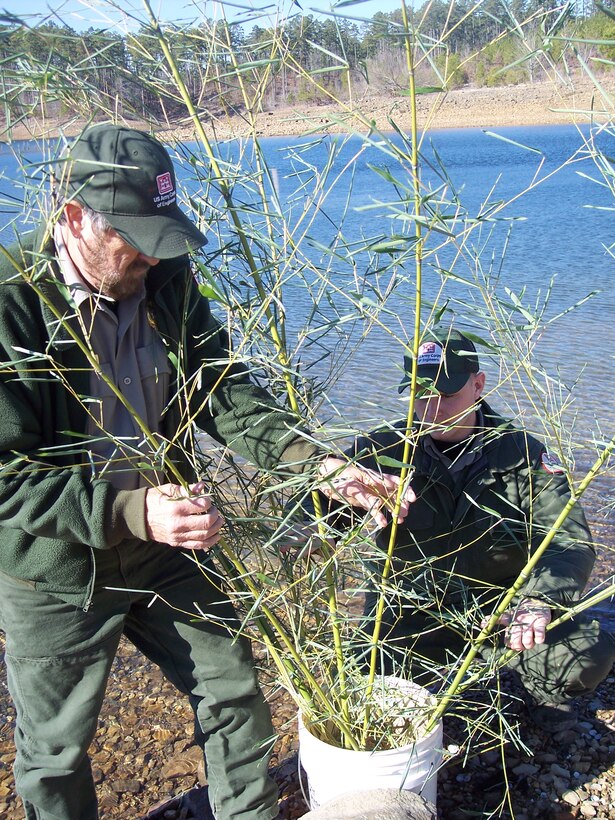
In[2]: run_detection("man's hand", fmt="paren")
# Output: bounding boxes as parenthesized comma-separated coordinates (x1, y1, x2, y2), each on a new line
(483, 598, 552, 651)
(316, 456, 416, 529)
(145, 482, 224, 551)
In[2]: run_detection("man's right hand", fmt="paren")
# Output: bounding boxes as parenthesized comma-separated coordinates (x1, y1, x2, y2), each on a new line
(144, 482, 224, 551)
(481, 597, 552, 651)
(316, 456, 415, 529)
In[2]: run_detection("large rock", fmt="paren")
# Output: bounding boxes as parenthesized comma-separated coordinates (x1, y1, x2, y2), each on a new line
(301, 788, 437, 820)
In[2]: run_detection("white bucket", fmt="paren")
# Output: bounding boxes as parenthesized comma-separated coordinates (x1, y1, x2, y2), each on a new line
(298, 678, 442, 810)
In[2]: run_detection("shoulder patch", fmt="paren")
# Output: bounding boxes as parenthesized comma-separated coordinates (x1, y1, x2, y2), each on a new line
(541, 451, 565, 475)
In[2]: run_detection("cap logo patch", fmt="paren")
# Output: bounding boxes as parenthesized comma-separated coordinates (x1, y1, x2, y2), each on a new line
(417, 342, 443, 366)
(156, 172, 173, 195)
(154, 172, 176, 209)
(541, 451, 565, 475)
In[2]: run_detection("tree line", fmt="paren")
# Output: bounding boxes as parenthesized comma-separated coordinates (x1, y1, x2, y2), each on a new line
(1, 1, 614, 125)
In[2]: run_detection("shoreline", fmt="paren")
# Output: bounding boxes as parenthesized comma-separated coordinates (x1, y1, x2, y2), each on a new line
(4, 77, 614, 143)
(193, 77, 614, 141)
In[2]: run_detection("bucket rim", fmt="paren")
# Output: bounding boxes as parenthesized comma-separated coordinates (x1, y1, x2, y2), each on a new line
(297, 675, 443, 754)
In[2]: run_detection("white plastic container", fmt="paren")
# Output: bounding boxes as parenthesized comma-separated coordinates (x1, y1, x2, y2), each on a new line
(298, 678, 442, 809)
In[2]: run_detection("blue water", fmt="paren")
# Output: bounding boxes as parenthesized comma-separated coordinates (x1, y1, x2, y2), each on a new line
(1, 125, 614, 469)
(208, 126, 615, 458)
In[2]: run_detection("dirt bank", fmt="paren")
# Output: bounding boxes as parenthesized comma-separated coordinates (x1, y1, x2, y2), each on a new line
(5, 77, 614, 144)
(184, 77, 614, 141)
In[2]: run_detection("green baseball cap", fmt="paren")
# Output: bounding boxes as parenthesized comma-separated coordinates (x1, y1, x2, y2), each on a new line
(64, 124, 208, 259)
(399, 327, 480, 395)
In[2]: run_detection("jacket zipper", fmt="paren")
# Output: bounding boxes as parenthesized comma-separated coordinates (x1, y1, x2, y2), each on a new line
(83, 546, 96, 611)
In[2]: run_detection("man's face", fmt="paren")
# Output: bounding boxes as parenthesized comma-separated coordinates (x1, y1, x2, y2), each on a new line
(414, 371, 485, 443)
(63, 202, 160, 301)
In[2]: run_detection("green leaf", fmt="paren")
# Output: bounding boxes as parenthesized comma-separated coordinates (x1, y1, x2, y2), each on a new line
(255, 573, 279, 588)
(309, 65, 347, 76)
(504, 288, 537, 323)
(368, 237, 415, 253)
(394, 213, 456, 237)
(194, 264, 225, 303)
(306, 40, 348, 64)
(573, 51, 614, 106)
(376, 455, 415, 470)
(198, 283, 222, 301)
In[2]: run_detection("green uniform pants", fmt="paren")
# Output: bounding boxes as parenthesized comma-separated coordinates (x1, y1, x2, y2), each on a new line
(0, 542, 278, 820)
(362, 591, 615, 704)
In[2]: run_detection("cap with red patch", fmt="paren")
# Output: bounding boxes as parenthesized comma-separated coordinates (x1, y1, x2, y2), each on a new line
(64, 124, 208, 259)
(399, 327, 480, 395)
(540, 451, 565, 475)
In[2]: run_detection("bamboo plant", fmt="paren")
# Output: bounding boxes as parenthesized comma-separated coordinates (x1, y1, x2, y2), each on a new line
(0, 0, 613, 780)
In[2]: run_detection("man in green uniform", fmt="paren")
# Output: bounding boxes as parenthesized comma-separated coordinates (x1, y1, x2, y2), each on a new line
(341, 325, 615, 730)
(0, 124, 411, 820)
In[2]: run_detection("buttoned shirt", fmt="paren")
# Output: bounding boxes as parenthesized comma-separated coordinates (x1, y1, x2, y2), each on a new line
(421, 408, 485, 497)
(54, 225, 170, 489)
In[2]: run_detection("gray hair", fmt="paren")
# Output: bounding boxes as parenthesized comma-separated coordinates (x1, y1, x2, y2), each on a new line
(56, 196, 114, 234)
(82, 205, 114, 234)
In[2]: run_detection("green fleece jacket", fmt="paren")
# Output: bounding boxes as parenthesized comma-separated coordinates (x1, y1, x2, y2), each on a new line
(0, 228, 317, 608)
(344, 403, 595, 609)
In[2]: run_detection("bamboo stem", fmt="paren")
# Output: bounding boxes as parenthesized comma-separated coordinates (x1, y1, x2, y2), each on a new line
(141, 0, 353, 740)
(362, 0, 424, 748)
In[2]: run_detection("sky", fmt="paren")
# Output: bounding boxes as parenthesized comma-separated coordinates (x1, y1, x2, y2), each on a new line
(0, 0, 404, 31)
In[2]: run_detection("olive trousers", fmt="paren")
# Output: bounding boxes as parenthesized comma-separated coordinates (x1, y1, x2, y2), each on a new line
(0, 542, 278, 820)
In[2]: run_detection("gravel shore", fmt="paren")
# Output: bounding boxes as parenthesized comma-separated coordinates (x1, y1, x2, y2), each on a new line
(5, 76, 615, 144)
(1, 632, 613, 820)
(2, 626, 613, 819)
(172, 77, 615, 142)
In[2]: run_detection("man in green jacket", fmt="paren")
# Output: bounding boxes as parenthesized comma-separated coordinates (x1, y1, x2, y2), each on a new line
(0, 124, 411, 820)
(339, 326, 615, 731)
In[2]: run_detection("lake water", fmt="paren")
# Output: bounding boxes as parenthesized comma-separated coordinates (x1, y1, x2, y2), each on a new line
(1, 124, 614, 475)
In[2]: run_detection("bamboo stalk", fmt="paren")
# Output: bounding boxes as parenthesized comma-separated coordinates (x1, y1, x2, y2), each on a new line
(140, 0, 355, 741)
(361, 0, 425, 748)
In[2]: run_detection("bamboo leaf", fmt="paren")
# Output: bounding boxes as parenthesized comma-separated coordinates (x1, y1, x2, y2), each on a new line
(393, 213, 456, 237)
(309, 65, 347, 76)
(305, 39, 348, 64)
(368, 237, 415, 253)
(198, 283, 223, 301)
(376, 455, 415, 470)
(255, 573, 279, 588)
(483, 131, 543, 155)
(573, 50, 614, 106)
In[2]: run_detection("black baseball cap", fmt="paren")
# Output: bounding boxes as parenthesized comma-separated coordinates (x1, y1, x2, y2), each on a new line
(399, 327, 480, 395)
(64, 124, 208, 259)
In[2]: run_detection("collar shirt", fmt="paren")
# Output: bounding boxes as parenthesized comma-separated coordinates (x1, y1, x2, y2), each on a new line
(422, 407, 485, 472)
(422, 408, 485, 496)
(54, 225, 170, 490)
